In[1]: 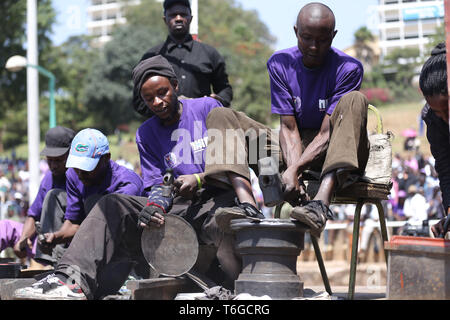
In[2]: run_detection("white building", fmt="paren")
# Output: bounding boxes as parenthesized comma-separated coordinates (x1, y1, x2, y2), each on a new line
(87, 0, 146, 47)
(377, 0, 444, 58)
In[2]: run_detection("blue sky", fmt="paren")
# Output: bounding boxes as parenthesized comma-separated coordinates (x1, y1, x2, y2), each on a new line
(51, 0, 379, 51)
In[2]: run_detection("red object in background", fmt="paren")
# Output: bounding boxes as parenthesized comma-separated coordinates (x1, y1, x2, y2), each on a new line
(360, 88, 392, 103)
(385, 235, 450, 249)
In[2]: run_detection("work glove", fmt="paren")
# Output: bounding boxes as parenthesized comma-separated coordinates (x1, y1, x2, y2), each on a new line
(138, 185, 173, 227)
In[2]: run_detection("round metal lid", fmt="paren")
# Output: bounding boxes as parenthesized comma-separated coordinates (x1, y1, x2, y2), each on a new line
(141, 213, 199, 277)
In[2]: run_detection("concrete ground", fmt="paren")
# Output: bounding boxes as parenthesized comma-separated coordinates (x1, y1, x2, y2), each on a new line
(298, 260, 388, 300)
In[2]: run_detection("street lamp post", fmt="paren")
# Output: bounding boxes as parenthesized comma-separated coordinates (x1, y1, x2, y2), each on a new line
(5, 55, 57, 128)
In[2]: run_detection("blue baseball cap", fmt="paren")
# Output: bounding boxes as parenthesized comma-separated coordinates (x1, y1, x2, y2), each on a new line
(66, 128, 110, 172)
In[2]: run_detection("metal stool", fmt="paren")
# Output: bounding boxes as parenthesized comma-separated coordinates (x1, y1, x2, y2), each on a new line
(330, 181, 391, 300)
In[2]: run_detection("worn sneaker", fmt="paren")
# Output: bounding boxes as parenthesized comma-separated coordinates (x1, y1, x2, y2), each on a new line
(13, 273, 86, 300)
(215, 198, 265, 233)
(290, 200, 334, 238)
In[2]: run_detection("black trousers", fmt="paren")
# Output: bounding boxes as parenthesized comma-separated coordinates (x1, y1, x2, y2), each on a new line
(56, 188, 236, 299)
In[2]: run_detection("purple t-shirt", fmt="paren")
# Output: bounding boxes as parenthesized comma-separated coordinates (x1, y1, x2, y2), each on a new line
(27, 170, 66, 220)
(65, 160, 144, 222)
(267, 46, 363, 129)
(136, 97, 222, 192)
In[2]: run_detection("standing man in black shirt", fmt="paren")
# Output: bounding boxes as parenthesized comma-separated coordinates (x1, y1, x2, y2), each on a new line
(132, 0, 233, 117)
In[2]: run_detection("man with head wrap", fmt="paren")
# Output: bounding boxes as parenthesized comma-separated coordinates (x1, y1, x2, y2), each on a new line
(14, 55, 244, 300)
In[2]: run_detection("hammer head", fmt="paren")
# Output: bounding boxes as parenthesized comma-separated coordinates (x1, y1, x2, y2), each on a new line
(258, 157, 284, 207)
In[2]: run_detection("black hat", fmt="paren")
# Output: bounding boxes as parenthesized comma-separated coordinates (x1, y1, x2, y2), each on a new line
(132, 55, 177, 96)
(40, 126, 76, 157)
(163, 0, 191, 12)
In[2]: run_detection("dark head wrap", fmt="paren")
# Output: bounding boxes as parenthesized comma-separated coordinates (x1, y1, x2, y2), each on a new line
(132, 55, 177, 117)
(163, 0, 191, 13)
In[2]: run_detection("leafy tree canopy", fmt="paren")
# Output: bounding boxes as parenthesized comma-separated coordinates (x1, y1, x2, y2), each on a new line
(0, 0, 55, 150)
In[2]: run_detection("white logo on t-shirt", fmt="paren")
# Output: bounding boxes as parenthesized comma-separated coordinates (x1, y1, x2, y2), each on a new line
(319, 99, 328, 112)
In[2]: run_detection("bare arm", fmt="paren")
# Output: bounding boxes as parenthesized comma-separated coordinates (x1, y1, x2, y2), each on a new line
(281, 114, 330, 192)
(13, 216, 36, 258)
(279, 115, 303, 168)
(18, 216, 36, 242)
(48, 220, 80, 245)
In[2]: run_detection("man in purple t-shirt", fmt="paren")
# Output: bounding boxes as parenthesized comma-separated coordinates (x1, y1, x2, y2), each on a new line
(204, 3, 369, 238)
(36, 128, 144, 252)
(267, 3, 369, 237)
(0, 126, 75, 266)
(14, 56, 239, 300)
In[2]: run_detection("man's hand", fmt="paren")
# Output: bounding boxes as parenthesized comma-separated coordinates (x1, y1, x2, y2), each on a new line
(13, 238, 32, 259)
(138, 205, 165, 229)
(38, 233, 56, 255)
(174, 174, 198, 199)
(431, 217, 448, 238)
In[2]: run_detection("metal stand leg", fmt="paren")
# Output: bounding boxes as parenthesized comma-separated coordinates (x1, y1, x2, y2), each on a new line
(311, 235, 332, 296)
(374, 201, 389, 266)
(348, 200, 363, 300)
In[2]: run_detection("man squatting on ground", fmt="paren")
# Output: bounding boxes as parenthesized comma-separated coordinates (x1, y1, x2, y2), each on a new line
(212, 3, 369, 237)
(0, 126, 75, 266)
(132, 0, 233, 119)
(418, 43, 450, 237)
(2, 128, 144, 268)
(14, 55, 260, 300)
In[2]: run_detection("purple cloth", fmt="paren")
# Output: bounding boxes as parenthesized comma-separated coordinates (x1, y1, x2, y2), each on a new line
(267, 46, 363, 129)
(0, 220, 37, 258)
(27, 170, 65, 220)
(136, 97, 222, 192)
(64, 160, 144, 222)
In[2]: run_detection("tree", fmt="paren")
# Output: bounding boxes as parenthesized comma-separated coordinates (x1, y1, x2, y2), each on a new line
(426, 23, 445, 53)
(353, 26, 378, 72)
(82, 23, 167, 134)
(45, 35, 101, 132)
(0, 0, 56, 150)
(381, 47, 422, 101)
(196, 0, 276, 124)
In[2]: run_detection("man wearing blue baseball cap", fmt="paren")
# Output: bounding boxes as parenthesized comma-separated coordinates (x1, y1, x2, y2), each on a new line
(31, 128, 144, 270)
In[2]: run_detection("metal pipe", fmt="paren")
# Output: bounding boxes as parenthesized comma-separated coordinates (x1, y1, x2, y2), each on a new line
(26, 0, 40, 203)
(190, 0, 198, 39)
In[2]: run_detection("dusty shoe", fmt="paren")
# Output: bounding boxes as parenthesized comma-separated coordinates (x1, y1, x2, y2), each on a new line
(13, 273, 86, 300)
(290, 200, 334, 238)
(215, 198, 265, 233)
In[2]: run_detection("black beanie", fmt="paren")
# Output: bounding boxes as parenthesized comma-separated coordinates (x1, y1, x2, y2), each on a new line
(132, 54, 177, 94)
(163, 0, 191, 12)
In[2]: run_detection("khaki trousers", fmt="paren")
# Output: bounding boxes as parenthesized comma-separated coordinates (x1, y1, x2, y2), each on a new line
(204, 91, 370, 189)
